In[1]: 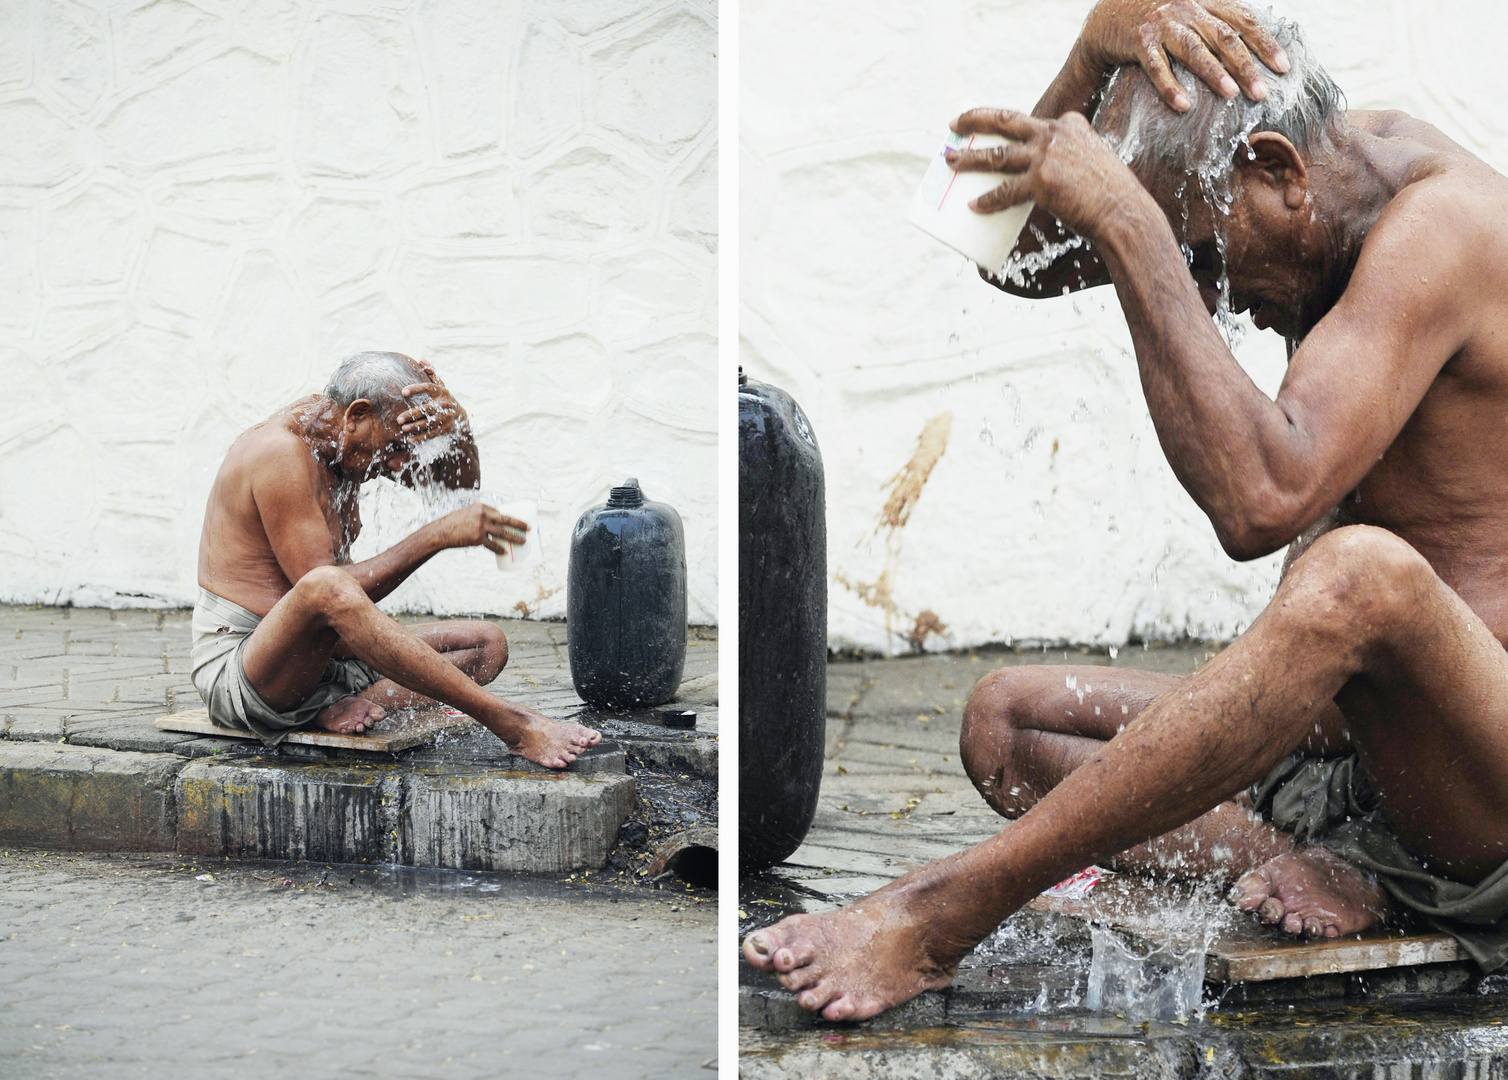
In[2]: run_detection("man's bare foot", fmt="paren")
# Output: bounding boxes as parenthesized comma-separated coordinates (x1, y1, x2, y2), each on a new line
(313, 695, 386, 734)
(1229, 847, 1389, 938)
(507, 708, 601, 769)
(742, 885, 962, 1022)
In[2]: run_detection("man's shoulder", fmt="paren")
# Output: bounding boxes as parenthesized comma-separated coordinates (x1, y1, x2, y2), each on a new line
(1364, 167, 1504, 276)
(225, 420, 319, 488)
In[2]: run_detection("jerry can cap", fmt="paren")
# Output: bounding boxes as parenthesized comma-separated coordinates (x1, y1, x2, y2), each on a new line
(607, 477, 644, 508)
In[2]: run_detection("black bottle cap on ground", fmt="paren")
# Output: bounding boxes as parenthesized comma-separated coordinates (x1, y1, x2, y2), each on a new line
(607, 477, 644, 508)
(660, 708, 696, 729)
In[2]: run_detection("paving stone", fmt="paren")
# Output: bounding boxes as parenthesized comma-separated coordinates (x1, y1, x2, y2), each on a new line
(0, 605, 714, 878)
(0, 741, 184, 852)
(64, 716, 203, 754)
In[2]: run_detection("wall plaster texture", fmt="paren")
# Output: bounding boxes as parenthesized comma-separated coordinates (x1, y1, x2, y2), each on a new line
(0, 0, 718, 624)
(741, 0, 1508, 655)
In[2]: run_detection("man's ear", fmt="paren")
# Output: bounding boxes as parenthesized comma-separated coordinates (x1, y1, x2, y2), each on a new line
(343, 399, 376, 430)
(1241, 131, 1307, 209)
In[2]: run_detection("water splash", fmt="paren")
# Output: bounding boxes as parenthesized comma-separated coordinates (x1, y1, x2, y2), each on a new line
(1084, 878, 1236, 1021)
(991, 223, 1088, 289)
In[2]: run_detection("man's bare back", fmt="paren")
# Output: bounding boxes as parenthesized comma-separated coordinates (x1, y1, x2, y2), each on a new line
(745, 1, 1508, 1021)
(200, 403, 361, 618)
(192, 352, 600, 767)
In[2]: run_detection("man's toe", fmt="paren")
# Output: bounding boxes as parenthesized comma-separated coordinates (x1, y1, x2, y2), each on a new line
(743, 932, 776, 967)
(1230, 868, 1274, 912)
(821, 993, 855, 1021)
(777, 964, 822, 992)
(1257, 897, 1285, 923)
(800, 982, 840, 1016)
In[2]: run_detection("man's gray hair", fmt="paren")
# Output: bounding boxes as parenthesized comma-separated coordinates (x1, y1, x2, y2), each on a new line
(1093, 7, 1343, 186)
(323, 351, 425, 417)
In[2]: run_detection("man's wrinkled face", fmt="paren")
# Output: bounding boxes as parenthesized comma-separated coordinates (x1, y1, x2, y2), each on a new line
(375, 414, 417, 478)
(1135, 163, 1323, 339)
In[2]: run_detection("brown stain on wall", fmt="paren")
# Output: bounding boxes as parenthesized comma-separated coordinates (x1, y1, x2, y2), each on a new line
(878, 412, 952, 531)
(833, 567, 897, 618)
(835, 413, 955, 650)
(511, 581, 562, 619)
(906, 609, 948, 652)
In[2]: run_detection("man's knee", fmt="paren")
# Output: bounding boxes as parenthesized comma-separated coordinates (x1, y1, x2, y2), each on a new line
(960, 668, 1038, 804)
(291, 564, 367, 616)
(1280, 525, 1432, 632)
(474, 622, 508, 683)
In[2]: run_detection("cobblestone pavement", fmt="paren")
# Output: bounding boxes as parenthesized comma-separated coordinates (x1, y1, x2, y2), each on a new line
(0, 604, 718, 742)
(0, 849, 717, 1079)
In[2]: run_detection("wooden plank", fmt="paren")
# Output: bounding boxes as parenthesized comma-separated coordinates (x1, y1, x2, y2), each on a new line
(1207, 931, 1464, 981)
(1029, 873, 1467, 983)
(155, 706, 479, 753)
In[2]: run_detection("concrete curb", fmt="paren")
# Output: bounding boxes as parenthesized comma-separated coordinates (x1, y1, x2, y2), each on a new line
(740, 996, 1508, 1078)
(0, 742, 183, 852)
(176, 757, 636, 872)
(0, 741, 636, 872)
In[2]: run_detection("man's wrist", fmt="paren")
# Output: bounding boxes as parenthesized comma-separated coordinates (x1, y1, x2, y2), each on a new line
(1038, 43, 1109, 120)
(1088, 187, 1168, 259)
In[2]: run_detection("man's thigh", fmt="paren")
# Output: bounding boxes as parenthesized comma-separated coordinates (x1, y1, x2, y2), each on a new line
(238, 589, 345, 712)
(331, 620, 494, 659)
(962, 665, 1180, 810)
(1336, 573, 1508, 881)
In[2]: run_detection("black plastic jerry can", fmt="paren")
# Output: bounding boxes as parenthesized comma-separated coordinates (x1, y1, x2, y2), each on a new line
(739, 370, 827, 869)
(567, 478, 688, 710)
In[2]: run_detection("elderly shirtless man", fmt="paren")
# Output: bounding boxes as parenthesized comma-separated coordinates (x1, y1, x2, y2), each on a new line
(745, 0, 1508, 1020)
(193, 350, 599, 769)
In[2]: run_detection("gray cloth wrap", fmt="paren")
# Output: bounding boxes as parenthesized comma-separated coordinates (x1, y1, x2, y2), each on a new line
(1252, 751, 1508, 971)
(190, 587, 381, 747)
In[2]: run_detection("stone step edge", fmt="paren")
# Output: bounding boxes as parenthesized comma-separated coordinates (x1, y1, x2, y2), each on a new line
(0, 741, 634, 873)
(176, 757, 636, 873)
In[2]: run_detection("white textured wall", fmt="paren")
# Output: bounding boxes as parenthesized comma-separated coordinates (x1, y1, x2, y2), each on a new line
(0, 0, 718, 623)
(741, 0, 1508, 654)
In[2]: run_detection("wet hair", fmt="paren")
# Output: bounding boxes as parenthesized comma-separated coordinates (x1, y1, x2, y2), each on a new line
(1092, 6, 1344, 185)
(323, 351, 426, 419)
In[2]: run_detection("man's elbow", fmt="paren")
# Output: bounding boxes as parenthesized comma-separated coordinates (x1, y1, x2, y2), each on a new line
(1212, 497, 1309, 562)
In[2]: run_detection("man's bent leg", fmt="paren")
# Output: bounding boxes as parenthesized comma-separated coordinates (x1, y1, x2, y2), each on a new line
(961, 666, 1296, 881)
(357, 621, 510, 712)
(241, 568, 596, 768)
(746, 526, 1508, 1021)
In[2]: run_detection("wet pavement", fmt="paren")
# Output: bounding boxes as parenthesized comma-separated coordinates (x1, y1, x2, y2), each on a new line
(0, 606, 719, 1075)
(739, 643, 1508, 1076)
(0, 849, 716, 1078)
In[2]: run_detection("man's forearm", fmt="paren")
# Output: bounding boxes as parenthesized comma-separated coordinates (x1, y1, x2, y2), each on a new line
(343, 522, 448, 603)
(1096, 201, 1312, 558)
(1034, 43, 1106, 121)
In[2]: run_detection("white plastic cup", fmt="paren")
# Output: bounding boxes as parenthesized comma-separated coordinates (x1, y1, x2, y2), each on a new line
(909, 129, 1035, 275)
(487, 497, 542, 572)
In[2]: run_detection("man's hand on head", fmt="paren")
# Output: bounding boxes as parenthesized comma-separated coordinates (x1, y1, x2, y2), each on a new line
(397, 383, 467, 443)
(1078, 0, 1289, 112)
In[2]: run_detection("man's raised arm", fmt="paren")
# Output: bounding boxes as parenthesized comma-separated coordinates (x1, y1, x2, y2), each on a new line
(949, 111, 1471, 559)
